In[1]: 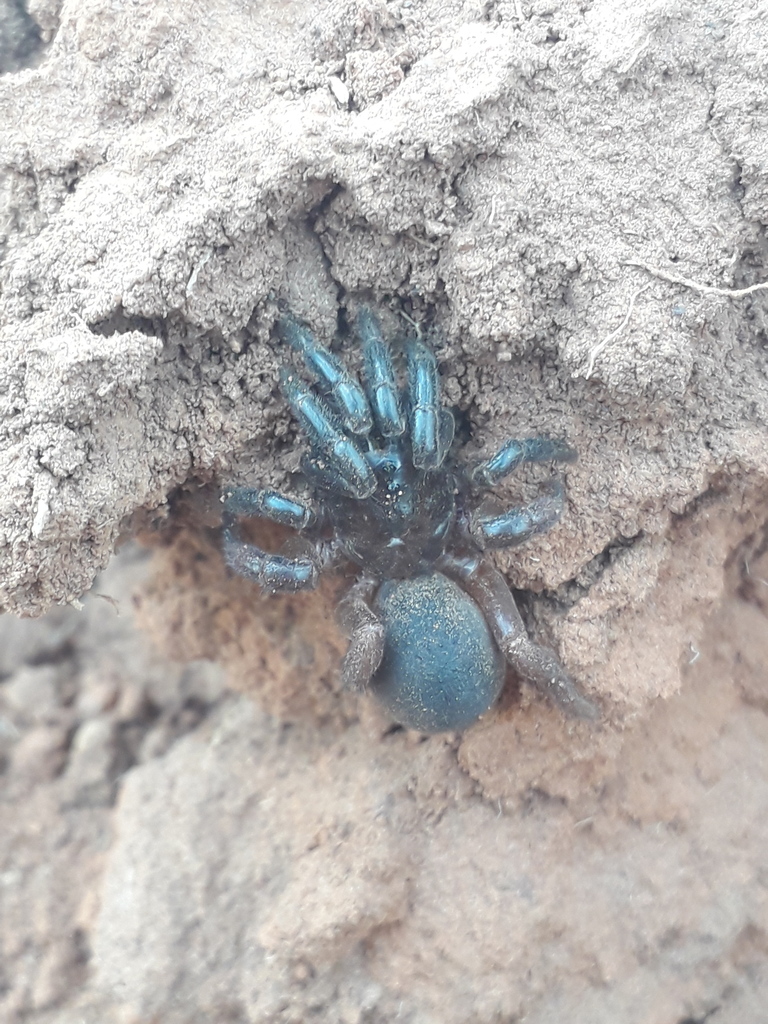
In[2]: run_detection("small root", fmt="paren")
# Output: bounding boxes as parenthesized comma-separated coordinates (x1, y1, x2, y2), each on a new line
(578, 283, 650, 380)
(624, 258, 768, 298)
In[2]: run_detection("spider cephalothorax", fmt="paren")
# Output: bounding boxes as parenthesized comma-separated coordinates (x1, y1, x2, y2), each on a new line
(223, 308, 598, 732)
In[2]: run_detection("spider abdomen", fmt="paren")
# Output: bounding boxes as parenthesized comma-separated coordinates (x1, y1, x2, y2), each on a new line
(371, 573, 505, 733)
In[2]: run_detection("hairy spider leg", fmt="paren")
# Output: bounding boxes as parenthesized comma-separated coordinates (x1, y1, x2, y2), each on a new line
(300, 450, 364, 498)
(336, 577, 385, 692)
(279, 315, 372, 435)
(223, 486, 316, 529)
(472, 437, 577, 488)
(469, 480, 567, 550)
(222, 487, 319, 592)
(357, 308, 405, 438)
(406, 338, 442, 470)
(438, 551, 599, 719)
(279, 367, 377, 499)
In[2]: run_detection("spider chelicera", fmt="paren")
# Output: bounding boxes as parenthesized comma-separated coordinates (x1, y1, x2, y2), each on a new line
(222, 308, 598, 732)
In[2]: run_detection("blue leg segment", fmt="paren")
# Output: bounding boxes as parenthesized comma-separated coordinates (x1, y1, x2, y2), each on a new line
(406, 339, 441, 470)
(222, 487, 316, 530)
(469, 482, 566, 550)
(300, 451, 363, 497)
(279, 368, 377, 499)
(221, 488, 319, 593)
(357, 308, 405, 438)
(279, 315, 373, 436)
(472, 437, 577, 488)
(223, 534, 318, 592)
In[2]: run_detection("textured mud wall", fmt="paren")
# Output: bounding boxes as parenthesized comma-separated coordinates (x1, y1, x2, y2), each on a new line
(2, 0, 767, 703)
(2, 0, 768, 1021)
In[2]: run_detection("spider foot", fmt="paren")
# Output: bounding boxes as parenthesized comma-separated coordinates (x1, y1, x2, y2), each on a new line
(501, 635, 600, 720)
(469, 480, 566, 550)
(472, 437, 577, 488)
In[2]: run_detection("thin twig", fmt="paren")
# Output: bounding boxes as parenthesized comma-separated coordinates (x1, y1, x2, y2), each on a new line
(405, 231, 439, 251)
(580, 283, 650, 379)
(625, 259, 768, 298)
(397, 309, 423, 338)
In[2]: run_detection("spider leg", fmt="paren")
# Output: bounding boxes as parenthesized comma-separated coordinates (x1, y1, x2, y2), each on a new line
(279, 368, 377, 499)
(469, 480, 566, 550)
(472, 437, 577, 488)
(279, 315, 372, 435)
(300, 450, 376, 504)
(357, 307, 405, 438)
(222, 486, 319, 592)
(337, 578, 385, 692)
(438, 552, 599, 719)
(406, 337, 442, 470)
(223, 486, 316, 530)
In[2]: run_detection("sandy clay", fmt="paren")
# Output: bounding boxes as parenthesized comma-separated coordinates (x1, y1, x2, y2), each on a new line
(1, 0, 768, 1020)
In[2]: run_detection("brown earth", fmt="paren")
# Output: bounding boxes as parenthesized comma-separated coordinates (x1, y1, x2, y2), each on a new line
(1, 541, 768, 1022)
(1, 0, 768, 1020)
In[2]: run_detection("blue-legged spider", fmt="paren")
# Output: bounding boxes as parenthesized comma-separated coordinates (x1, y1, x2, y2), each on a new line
(222, 308, 598, 732)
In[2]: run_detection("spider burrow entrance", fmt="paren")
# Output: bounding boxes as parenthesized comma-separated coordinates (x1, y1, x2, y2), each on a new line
(222, 306, 598, 731)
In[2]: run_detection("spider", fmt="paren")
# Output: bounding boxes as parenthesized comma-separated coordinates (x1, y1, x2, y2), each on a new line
(222, 308, 598, 732)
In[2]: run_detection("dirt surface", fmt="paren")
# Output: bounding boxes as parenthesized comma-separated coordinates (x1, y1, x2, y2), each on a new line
(1, 543, 768, 1023)
(2, 0, 768, 707)
(2, 0, 768, 1020)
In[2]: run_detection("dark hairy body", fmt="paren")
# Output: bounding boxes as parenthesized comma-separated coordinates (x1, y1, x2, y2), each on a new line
(222, 308, 598, 732)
